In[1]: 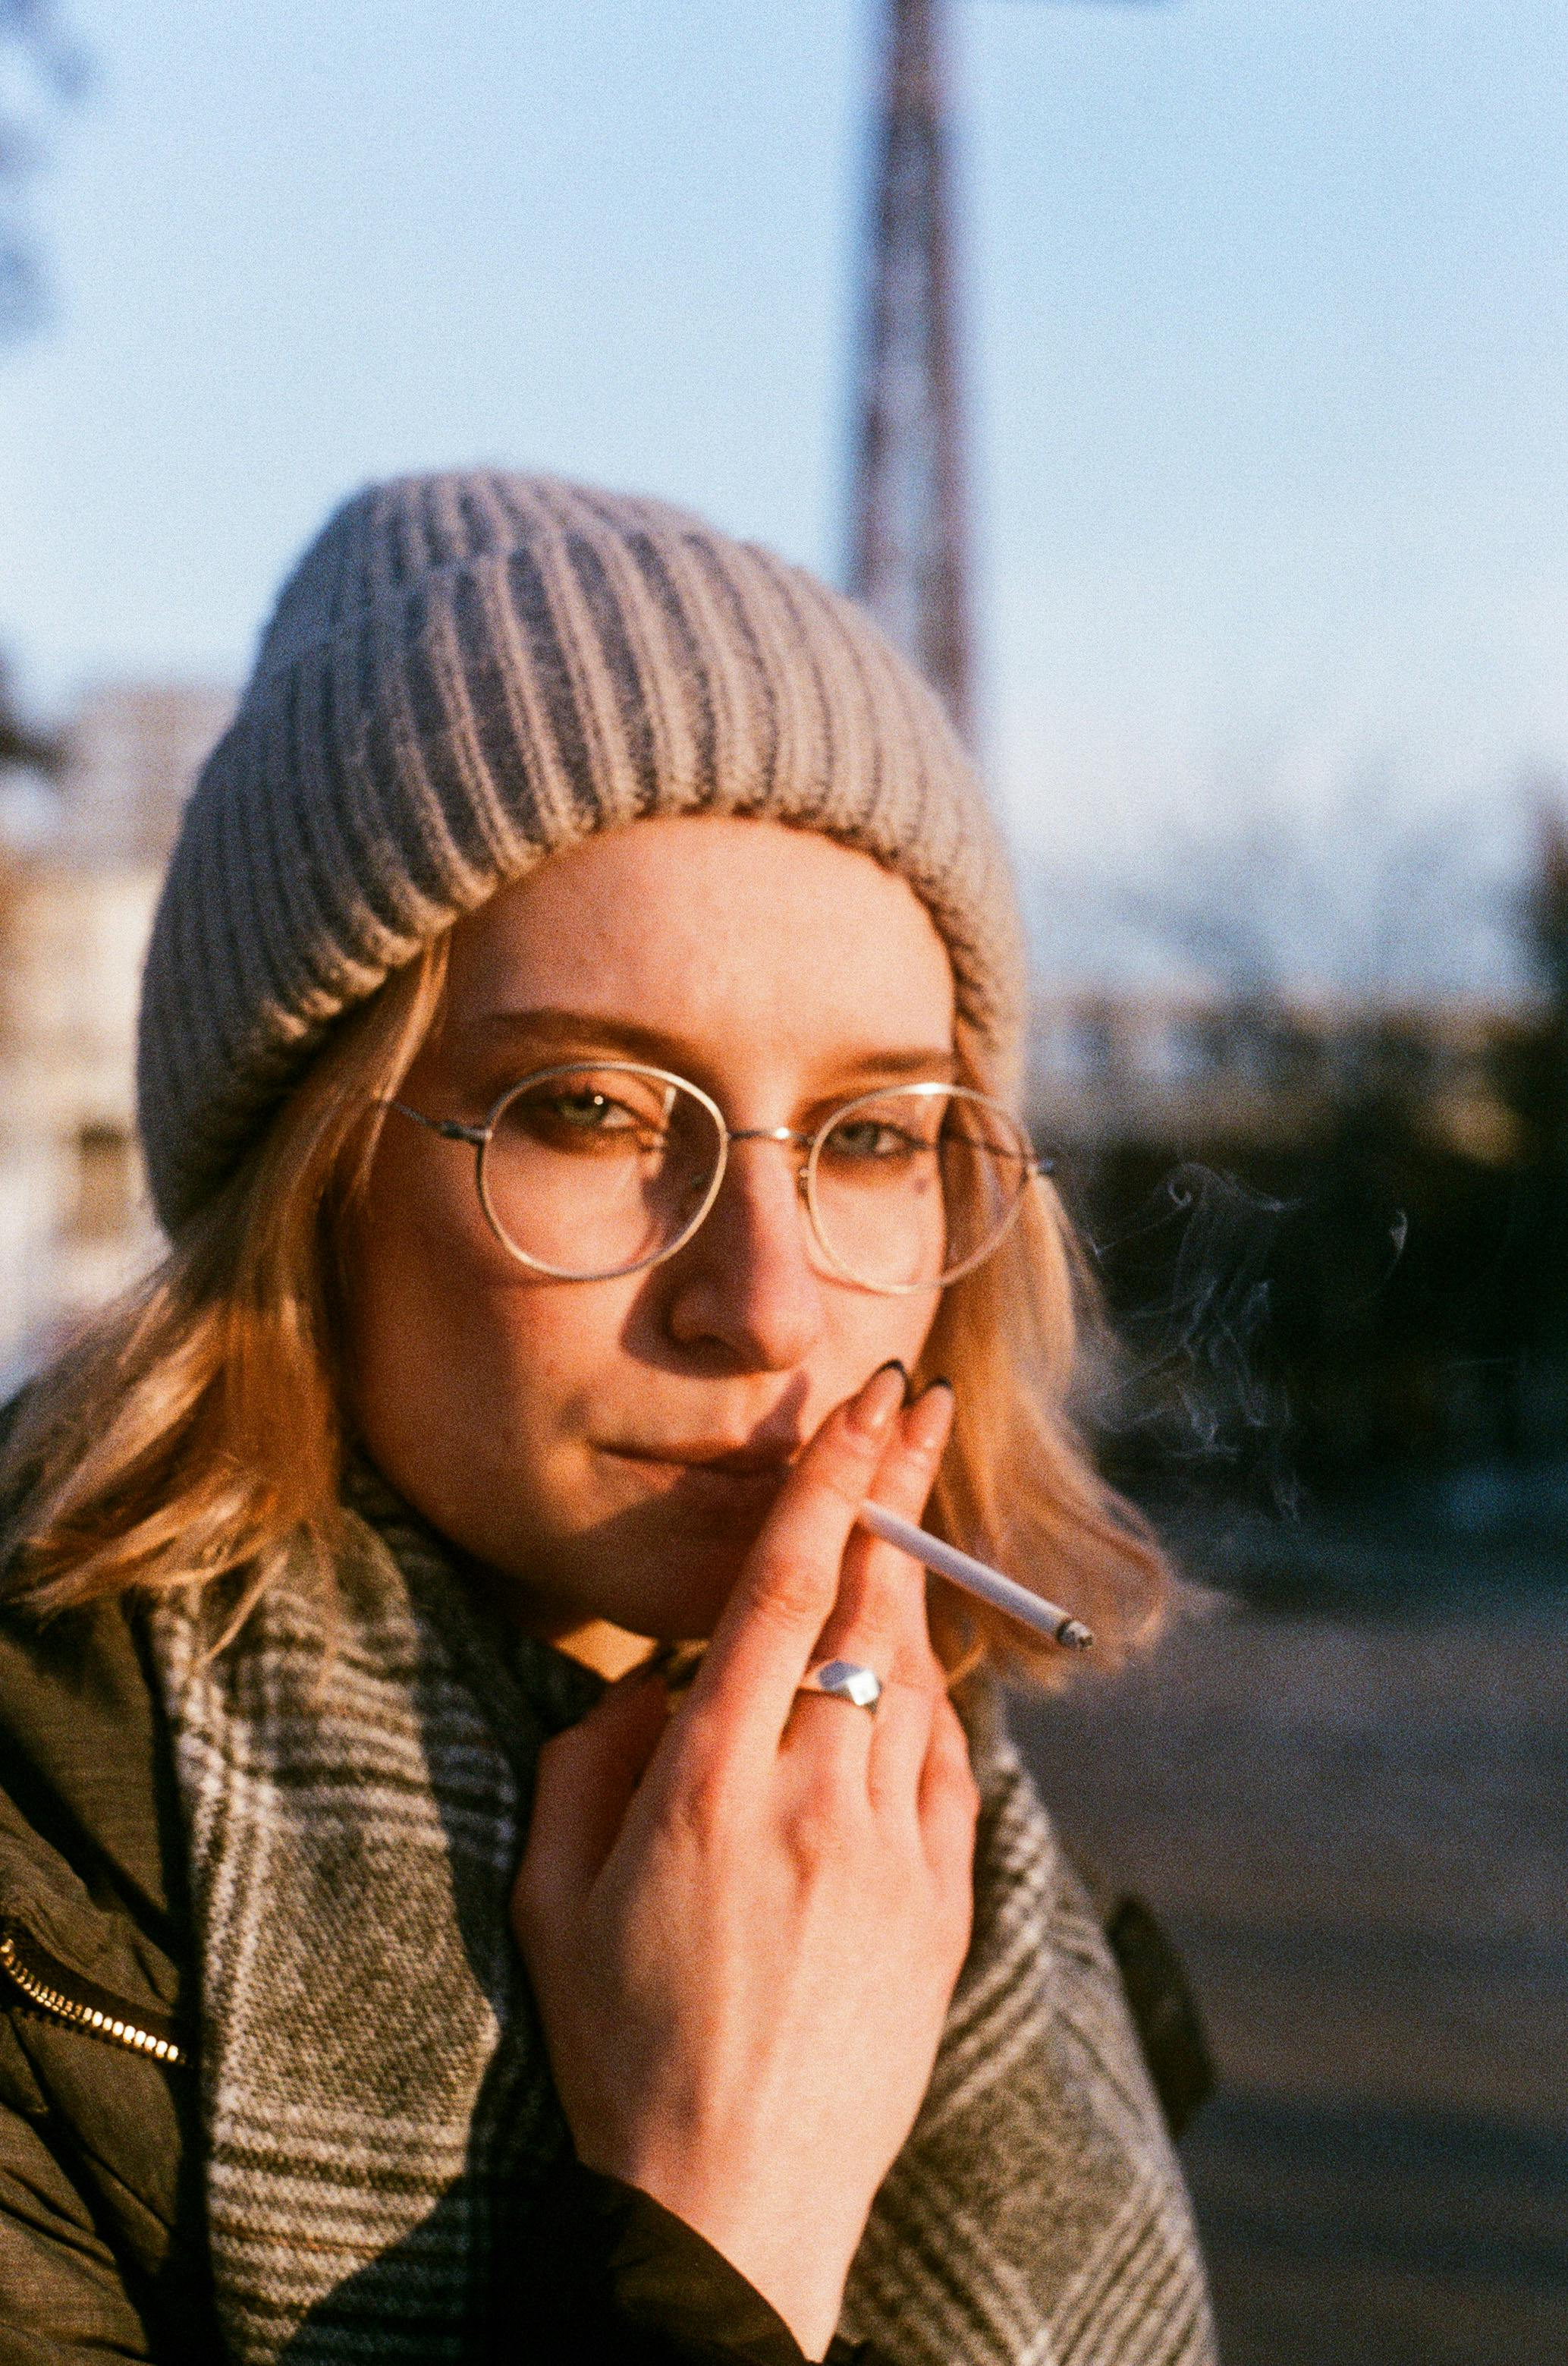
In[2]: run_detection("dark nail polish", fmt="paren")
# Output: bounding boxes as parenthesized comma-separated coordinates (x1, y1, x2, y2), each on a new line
(921, 1375, 954, 1399)
(849, 1360, 910, 1441)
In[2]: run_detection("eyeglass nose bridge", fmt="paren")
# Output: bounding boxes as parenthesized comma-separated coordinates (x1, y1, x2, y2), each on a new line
(717, 1124, 812, 1197)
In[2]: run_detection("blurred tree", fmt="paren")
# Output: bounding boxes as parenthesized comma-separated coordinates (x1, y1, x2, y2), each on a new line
(1056, 792, 1556, 1507)
(1521, 802, 1568, 1018)
(0, 0, 85, 343)
(0, 653, 61, 776)
(1487, 803, 1568, 1391)
(1113, 784, 1517, 1004)
(0, 1, 83, 788)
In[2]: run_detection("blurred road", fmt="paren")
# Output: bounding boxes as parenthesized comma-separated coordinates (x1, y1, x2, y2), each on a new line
(1011, 1581, 1568, 2366)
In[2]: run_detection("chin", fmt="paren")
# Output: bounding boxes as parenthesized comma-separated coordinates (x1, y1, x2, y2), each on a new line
(552, 1490, 771, 1643)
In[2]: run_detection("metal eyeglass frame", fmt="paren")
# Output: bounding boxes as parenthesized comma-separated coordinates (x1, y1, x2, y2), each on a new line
(386, 1062, 1054, 1295)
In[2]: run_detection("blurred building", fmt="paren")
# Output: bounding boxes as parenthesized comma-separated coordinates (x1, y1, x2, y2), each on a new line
(1029, 987, 1526, 1168)
(55, 681, 234, 867)
(0, 683, 231, 1389)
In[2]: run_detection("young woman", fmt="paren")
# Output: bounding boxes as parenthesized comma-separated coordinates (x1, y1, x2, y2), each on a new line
(0, 474, 1214, 2366)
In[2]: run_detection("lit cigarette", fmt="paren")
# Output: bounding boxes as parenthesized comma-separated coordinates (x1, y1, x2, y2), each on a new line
(857, 1502, 1094, 1650)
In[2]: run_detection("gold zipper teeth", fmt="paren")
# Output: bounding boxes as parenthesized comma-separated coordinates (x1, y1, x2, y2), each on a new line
(0, 1931, 187, 2066)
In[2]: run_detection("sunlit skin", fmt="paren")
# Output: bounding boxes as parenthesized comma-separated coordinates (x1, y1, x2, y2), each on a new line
(343, 815, 981, 2359)
(345, 813, 955, 1660)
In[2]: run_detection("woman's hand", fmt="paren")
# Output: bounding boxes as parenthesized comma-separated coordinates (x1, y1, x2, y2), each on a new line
(513, 1365, 979, 2361)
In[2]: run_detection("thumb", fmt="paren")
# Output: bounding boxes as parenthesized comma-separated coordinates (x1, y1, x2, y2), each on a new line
(514, 1670, 669, 1944)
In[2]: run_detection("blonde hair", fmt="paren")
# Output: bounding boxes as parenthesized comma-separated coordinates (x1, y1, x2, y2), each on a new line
(0, 945, 1167, 1682)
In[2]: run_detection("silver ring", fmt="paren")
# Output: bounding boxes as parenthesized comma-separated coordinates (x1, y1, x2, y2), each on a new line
(796, 1659, 882, 1713)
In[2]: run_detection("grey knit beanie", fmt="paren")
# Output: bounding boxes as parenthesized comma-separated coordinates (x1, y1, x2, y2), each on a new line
(137, 471, 1026, 1233)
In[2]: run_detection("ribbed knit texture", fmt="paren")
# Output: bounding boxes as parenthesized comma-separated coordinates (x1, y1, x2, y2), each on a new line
(137, 472, 1026, 1232)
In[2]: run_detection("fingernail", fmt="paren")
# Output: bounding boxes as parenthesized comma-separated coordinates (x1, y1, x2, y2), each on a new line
(907, 1375, 957, 1452)
(920, 1376, 954, 1400)
(849, 1360, 910, 1439)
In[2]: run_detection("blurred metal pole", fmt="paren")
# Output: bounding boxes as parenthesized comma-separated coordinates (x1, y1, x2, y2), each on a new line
(846, 0, 1171, 750)
(847, 0, 975, 744)
(0, 4, 83, 788)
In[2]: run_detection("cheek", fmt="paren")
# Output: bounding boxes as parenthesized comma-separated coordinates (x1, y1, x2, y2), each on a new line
(344, 1143, 625, 1478)
(876, 1296, 944, 1387)
(347, 1238, 653, 1584)
(740, 1289, 940, 1435)
(823, 1270, 942, 1361)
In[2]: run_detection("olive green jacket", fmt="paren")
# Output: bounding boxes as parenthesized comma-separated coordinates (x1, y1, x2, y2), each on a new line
(0, 1589, 217, 2358)
(1, 1593, 872, 2366)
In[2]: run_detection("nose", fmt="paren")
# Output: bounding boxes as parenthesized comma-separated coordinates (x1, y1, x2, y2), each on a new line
(660, 1134, 826, 1370)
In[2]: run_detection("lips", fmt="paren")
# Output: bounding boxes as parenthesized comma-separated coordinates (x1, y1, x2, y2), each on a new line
(603, 1442, 797, 1477)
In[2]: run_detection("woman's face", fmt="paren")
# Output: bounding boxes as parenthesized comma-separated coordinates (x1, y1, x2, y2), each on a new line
(345, 815, 955, 1647)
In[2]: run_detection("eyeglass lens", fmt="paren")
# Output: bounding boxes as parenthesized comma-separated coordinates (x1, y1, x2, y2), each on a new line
(808, 1086, 1031, 1289)
(478, 1065, 1031, 1288)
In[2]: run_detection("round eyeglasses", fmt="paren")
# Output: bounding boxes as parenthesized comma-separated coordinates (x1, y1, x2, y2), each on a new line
(386, 1062, 1051, 1295)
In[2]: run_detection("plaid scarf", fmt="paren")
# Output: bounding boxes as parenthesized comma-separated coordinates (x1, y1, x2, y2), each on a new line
(151, 1481, 1214, 2366)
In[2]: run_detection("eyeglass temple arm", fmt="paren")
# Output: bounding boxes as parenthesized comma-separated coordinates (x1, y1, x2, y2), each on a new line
(386, 1100, 490, 1149)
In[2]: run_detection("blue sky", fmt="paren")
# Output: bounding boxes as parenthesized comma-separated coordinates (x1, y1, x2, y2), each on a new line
(2, 0, 1564, 907)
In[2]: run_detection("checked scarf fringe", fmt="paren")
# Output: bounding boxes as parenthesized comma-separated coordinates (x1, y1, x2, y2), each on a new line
(152, 1481, 1215, 2366)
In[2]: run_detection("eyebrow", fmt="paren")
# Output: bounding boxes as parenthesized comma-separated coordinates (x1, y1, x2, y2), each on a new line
(461, 1006, 959, 1085)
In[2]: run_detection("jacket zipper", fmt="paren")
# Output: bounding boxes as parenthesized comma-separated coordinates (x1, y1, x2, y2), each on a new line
(0, 1924, 187, 2066)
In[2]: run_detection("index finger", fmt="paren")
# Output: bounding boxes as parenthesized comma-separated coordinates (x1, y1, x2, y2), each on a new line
(681, 1361, 910, 1749)
(809, 1379, 955, 1691)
